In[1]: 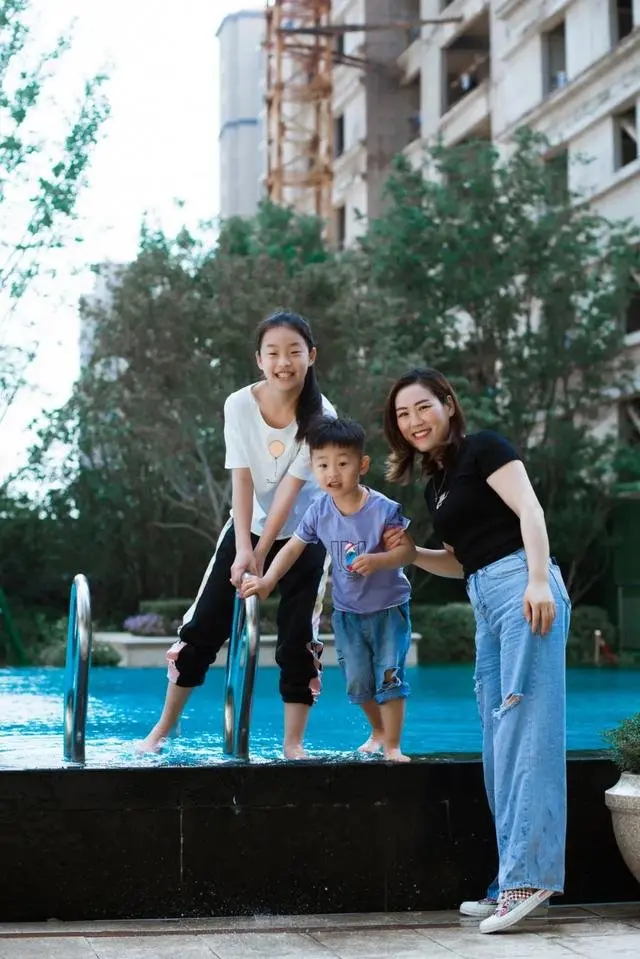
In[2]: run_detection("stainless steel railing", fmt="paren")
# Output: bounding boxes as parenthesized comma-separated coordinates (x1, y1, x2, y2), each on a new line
(63, 574, 93, 764)
(223, 579, 261, 760)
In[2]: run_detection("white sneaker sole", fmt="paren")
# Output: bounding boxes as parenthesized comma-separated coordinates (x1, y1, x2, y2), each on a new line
(479, 890, 553, 933)
(459, 902, 497, 919)
(460, 901, 549, 920)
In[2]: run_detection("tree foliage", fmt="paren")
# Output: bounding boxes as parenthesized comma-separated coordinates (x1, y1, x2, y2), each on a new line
(8, 132, 640, 632)
(363, 129, 640, 598)
(0, 0, 110, 422)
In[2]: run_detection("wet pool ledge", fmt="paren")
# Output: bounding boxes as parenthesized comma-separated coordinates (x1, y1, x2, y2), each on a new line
(0, 755, 636, 922)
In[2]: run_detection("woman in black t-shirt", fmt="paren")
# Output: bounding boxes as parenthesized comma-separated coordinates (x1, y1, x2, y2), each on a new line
(383, 367, 571, 936)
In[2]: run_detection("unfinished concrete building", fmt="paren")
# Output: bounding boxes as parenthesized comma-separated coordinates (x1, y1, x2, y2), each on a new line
(264, 0, 434, 246)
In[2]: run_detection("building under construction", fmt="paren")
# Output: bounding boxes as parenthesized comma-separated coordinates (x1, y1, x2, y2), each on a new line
(264, 0, 426, 245)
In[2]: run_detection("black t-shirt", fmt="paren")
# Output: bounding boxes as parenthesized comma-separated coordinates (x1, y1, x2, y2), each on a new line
(425, 430, 523, 576)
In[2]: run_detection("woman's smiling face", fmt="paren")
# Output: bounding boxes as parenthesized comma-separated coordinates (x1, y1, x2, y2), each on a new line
(394, 382, 453, 454)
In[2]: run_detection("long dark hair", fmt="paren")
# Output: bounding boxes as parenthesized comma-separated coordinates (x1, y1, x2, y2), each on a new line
(256, 310, 322, 442)
(383, 368, 466, 483)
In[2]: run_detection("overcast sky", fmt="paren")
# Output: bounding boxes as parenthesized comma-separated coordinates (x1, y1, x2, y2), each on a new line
(1, 0, 263, 479)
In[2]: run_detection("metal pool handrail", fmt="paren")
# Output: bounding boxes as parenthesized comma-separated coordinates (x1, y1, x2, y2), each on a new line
(223, 577, 261, 760)
(63, 574, 93, 764)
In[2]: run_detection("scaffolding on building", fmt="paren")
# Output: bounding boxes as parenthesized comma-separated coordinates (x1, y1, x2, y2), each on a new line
(264, 1, 335, 231)
(264, 1, 463, 241)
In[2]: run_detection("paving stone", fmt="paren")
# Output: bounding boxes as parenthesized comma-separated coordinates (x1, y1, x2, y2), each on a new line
(310, 927, 456, 958)
(426, 928, 579, 959)
(89, 935, 216, 959)
(202, 931, 335, 959)
(0, 938, 99, 959)
(547, 931, 640, 958)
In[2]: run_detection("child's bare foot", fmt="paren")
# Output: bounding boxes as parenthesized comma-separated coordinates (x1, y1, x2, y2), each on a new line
(135, 731, 168, 754)
(384, 747, 411, 763)
(283, 742, 309, 760)
(357, 735, 384, 755)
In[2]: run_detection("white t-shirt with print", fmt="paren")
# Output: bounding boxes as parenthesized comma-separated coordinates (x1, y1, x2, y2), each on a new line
(224, 384, 336, 539)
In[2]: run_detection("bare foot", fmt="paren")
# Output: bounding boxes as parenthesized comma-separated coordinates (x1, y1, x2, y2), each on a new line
(135, 735, 166, 755)
(283, 742, 309, 760)
(357, 735, 384, 755)
(384, 747, 411, 763)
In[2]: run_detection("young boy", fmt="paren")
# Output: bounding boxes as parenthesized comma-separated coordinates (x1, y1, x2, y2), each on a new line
(241, 416, 415, 762)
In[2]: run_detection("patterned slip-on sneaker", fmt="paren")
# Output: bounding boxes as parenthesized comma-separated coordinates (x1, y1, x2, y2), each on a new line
(479, 889, 553, 934)
(459, 898, 498, 919)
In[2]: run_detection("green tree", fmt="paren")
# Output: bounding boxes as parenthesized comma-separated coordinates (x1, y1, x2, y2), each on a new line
(0, 0, 109, 422)
(72, 213, 380, 545)
(363, 129, 640, 599)
(20, 401, 212, 628)
(21, 208, 392, 624)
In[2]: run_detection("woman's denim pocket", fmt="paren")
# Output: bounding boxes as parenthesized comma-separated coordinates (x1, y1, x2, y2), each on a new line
(482, 550, 528, 580)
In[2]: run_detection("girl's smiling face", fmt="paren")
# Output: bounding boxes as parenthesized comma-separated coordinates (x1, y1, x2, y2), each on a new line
(256, 324, 315, 394)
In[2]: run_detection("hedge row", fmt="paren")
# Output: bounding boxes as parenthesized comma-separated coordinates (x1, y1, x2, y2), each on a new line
(411, 602, 617, 666)
(138, 598, 617, 665)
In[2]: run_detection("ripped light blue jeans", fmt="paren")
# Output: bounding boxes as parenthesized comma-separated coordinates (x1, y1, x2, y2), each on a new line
(332, 603, 411, 705)
(467, 549, 571, 896)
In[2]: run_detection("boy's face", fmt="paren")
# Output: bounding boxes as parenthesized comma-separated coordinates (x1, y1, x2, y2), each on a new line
(311, 444, 369, 496)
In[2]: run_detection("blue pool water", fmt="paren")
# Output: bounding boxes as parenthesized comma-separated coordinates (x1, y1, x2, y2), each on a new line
(0, 665, 637, 769)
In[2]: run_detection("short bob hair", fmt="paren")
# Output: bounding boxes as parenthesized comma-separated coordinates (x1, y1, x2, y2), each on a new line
(383, 368, 466, 483)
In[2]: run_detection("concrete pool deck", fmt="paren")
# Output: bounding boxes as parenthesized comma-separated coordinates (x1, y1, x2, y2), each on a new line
(1, 904, 639, 958)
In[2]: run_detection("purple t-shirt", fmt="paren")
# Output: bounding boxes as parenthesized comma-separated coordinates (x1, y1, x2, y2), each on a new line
(294, 488, 411, 614)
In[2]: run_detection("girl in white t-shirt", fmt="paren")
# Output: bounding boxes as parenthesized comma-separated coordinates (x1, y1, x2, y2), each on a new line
(139, 311, 335, 759)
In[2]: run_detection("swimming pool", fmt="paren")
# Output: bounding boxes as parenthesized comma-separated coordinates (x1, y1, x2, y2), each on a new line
(1, 664, 635, 768)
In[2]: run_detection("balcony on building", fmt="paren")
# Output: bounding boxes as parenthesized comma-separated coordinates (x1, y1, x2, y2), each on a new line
(614, 105, 639, 171)
(546, 148, 570, 201)
(611, 0, 634, 47)
(404, 71, 422, 138)
(441, 10, 491, 120)
(401, 73, 424, 168)
(397, 0, 422, 84)
(334, 203, 347, 251)
(542, 20, 568, 98)
(332, 110, 366, 202)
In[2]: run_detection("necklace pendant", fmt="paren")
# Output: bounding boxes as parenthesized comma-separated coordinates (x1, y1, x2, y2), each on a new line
(434, 471, 448, 510)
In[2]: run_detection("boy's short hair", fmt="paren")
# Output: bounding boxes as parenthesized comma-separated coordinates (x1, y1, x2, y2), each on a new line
(308, 415, 365, 454)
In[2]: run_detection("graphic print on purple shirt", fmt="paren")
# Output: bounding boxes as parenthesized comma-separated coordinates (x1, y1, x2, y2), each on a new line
(294, 489, 411, 615)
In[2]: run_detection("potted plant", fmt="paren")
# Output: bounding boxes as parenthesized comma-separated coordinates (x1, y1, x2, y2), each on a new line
(604, 712, 640, 884)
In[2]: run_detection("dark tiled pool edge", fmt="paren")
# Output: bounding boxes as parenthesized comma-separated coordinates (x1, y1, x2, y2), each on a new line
(0, 756, 637, 921)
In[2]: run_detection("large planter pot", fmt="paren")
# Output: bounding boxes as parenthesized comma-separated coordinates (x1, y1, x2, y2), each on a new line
(605, 772, 640, 884)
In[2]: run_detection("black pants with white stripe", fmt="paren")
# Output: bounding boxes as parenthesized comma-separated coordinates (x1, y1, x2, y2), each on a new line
(174, 522, 328, 706)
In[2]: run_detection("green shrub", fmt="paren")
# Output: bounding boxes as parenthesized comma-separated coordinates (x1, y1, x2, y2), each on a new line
(33, 616, 121, 667)
(617, 650, 640, 668)
(604, 713, 640, 774)
(37, 637, 121, 667)
(139, 597, 282, 633)
(410, 601, 616, 666)
(2, 604, 66, 663)
(138, 596, 332, 636)
(567, 605, 616, 665)
(411, 603, 476, 664)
